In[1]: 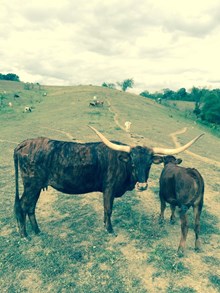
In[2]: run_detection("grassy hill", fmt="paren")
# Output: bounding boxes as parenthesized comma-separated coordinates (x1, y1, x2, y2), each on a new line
(0, 81, 220, 292)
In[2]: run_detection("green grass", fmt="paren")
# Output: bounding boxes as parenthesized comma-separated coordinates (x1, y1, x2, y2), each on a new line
(0, 80, 220, 292)
(147, 244, 190, 275)
(208, 274, 220, 291)
(166, 286, 197, 293)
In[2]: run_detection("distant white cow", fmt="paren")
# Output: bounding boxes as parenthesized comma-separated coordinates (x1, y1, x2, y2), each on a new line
(24, 106, 32, 112)
(156, 98, 162, 104)
(43, 92, 47, 96)
(93, 96, 97, 101)
(8, 102, 13, 107)
(125, 121, 132, 132)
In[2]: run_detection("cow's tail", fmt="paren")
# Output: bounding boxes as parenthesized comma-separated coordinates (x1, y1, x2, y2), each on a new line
(14, 150, 22, 219)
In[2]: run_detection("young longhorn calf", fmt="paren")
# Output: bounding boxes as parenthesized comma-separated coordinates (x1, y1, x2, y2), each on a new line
(159, 155, 204, 254)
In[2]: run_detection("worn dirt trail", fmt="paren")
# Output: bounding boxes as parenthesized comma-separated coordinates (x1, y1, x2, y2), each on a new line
(169, 128, 220, 167)
(107, 100, 220, 167)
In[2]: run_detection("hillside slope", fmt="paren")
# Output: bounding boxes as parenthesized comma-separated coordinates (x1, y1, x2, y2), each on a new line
(0, 81, 219, 293)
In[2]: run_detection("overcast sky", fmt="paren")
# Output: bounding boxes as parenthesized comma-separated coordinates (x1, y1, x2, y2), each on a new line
(1, 0, 220, 93)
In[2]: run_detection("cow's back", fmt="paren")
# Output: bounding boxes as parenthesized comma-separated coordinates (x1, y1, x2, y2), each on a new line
(160, 165, 204, 206)
(14, 137, 134, 196)
(14, 137, 55, 187)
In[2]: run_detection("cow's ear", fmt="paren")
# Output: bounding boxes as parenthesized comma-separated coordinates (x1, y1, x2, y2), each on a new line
(152, 155, 163, 164)
(118, 153, 130, 163)
(176, 158, 182, 165)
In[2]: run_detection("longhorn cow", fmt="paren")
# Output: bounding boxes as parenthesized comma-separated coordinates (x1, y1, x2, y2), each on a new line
(14, 126, 204, 238)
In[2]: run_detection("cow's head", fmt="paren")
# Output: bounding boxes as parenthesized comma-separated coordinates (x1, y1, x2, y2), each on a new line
(163, 155, 182, 166)
(89, 126, 204, 191)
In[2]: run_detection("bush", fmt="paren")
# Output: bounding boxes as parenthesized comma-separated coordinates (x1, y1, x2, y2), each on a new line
(201, 92, 220, 124)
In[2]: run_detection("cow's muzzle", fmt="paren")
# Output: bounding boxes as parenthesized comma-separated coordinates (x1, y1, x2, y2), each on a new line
(136, 182, 148, 191)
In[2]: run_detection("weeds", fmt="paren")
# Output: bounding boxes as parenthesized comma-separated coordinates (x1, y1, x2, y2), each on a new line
(0, 82, 219, 292)
(208, 274, 220, 291)
(166, 285, 197, 293)
(147, 244, 190, 275)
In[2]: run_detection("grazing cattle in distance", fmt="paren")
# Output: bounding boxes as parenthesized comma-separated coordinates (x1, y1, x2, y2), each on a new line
(96, 100, 104, 106)
(156, 98, 162, 104)
(14, 94, 20, 99)
(125, 121, 132, 132)
(89, 100, 104, 107)
(159, 155, 204, 254)
(8, 102, 13, 107)
(24, 106, 32, 113)
(43, 92, 47, 96)
(14, 126, 204, 238)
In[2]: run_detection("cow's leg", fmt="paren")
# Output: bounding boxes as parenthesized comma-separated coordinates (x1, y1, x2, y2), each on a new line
(193, 201, 203, 251)
(27, 190, 41, 234)
(170, 204, 176, 224)
(178, 213, 188, 254)
(103, 192, 115, 234)
(159, 194, 166, 224)
(19, 185, 41, 237)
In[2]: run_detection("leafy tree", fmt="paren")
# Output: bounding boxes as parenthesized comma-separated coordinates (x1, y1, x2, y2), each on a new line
(176, 88, 187, 100)
(140, 90, 151, 98)
(140, 86, 220, 125)
(190, 87, 203, 103)
(0, 73, 20, 82)
(118, 78, 134, 91)
(162, 88, 175, 100)
(102, 82, 116, 89)
(201, 92, 220, 124)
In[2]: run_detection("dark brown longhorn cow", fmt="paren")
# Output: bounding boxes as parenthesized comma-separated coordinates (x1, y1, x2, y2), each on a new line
(14, 126, 204, 238)
(159, 155, 205, 254)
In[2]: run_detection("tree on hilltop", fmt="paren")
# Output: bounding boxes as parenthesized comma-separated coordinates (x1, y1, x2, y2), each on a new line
(0, 73, 20, 82)
(117, 78, 134, 91)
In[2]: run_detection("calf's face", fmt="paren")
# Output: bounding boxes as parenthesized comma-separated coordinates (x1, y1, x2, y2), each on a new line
(163, 155, 182, 166)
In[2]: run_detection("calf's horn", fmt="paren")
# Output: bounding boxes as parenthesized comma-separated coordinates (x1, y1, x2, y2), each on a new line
(89, 126, 131, 153)
(152, 133, 204, 155)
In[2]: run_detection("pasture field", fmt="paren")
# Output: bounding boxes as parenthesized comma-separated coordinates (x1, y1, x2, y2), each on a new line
(0, 81, 220, 292)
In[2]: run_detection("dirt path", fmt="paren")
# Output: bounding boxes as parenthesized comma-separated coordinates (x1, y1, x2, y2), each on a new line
(107, 100, 220, 167)
(106, 100, 127, 131)
(41, 127, 74, 140)
(170, 128, 220, 167)
(0, 139, 18, 144)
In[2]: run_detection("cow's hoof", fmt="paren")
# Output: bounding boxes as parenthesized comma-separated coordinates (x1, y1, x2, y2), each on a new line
(34, 229, 41, 235)
(19, 236, 31, 243)
(177, 247, 184, 257)
(195, 246, 201, 253)
(106, 228, 117, 237)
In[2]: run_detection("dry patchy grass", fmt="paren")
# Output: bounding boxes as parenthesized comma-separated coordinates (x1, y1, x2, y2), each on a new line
(0, 81, 219, 292)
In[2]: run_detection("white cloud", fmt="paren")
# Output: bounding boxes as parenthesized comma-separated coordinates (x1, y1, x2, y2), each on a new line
(1, 0, 220, 93)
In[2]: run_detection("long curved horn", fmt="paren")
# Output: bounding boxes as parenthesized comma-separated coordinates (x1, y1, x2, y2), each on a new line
(89, 126, 131, 153)
(152, 133, 204, 155)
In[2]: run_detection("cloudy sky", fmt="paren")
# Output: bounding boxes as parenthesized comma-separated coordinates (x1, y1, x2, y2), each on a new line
(1, 0, 220, 93)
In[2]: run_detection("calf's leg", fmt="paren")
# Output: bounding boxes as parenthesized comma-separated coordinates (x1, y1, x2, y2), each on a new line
(159, 194, 166, 224)
(178, 213, 188, 254)
(170, 204, 176, 224)
(193, 201, 203, 251)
